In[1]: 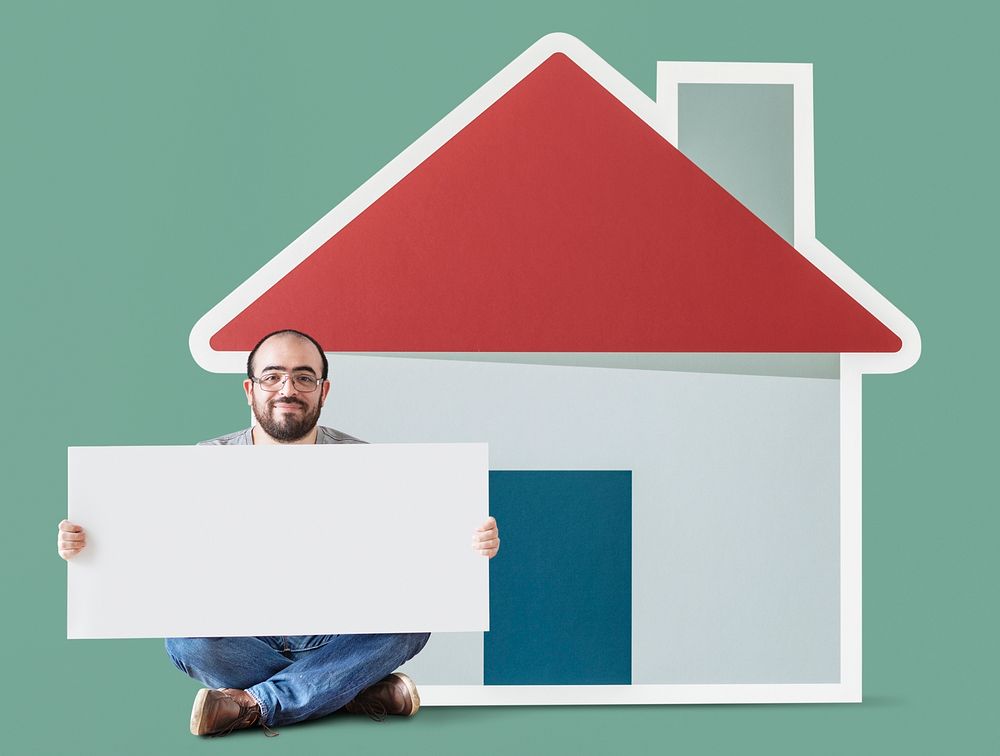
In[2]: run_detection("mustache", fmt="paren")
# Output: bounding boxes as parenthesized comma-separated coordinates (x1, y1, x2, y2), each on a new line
(269, 397, 307, 409)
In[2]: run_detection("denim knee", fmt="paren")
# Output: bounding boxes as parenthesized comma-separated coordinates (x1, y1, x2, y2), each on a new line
(164, 637, 189, 674)
(163, 638, 212, 677)
(164, 637, 223, 678)
(411, 632, 431, 658)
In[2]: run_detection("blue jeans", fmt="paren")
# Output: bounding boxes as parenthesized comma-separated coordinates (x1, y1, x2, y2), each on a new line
(165, 633, 431, 726)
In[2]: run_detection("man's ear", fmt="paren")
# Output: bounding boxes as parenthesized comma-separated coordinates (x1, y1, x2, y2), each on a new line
(243, 378, 254, 406)
(320, 379, 331, 407)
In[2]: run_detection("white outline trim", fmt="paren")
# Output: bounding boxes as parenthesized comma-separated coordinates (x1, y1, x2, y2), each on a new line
(419, 683, 859, 706)
(840, 356, 863, 701)
(187, 36, 921, 705)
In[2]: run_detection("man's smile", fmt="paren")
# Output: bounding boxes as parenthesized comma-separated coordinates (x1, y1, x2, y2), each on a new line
(271, 400, 306, 412)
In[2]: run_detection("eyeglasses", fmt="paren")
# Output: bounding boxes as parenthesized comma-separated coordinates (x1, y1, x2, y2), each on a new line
(251, 372, 325, 393)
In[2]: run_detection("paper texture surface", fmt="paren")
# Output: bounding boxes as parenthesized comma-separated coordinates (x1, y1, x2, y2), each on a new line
(67, 443, 488, 639)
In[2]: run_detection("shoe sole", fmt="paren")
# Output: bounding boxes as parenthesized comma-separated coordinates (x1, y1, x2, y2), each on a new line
(392, 672, 421, 716)
(190, 688, 215, 736)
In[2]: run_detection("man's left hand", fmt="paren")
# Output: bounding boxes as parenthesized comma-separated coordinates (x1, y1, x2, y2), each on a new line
(473, 516, 500, 558)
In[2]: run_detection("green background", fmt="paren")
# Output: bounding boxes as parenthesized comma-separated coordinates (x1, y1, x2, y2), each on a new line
(2, 1, 995, 753)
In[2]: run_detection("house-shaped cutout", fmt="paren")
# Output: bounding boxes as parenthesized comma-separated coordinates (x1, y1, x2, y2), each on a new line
(191, 34, 919, 705)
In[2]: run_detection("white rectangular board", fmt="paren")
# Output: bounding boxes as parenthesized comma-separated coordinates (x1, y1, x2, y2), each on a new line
(67, 443, 489, 639)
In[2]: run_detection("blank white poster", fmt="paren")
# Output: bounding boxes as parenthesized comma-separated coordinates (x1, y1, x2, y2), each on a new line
(67, 443, 488, 639)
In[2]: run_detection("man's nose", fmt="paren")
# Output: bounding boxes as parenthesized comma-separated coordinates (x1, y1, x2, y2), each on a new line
(278, 377, 300, 397)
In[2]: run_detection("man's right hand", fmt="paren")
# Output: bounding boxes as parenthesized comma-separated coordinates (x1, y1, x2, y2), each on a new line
(57, 520, 87, 560)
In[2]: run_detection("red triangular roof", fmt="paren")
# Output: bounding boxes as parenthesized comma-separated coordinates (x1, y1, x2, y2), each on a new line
(210, 53, 901, 353)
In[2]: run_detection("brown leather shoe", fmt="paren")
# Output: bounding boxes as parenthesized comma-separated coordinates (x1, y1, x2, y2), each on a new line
(190, 688, 274, 737)
(343, 672, 421, 720)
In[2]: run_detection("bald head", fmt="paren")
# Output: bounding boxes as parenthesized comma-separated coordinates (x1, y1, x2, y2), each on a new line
(247, 329, 329, 380)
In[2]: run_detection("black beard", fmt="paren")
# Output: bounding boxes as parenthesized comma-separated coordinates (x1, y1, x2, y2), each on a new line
(253, 397, 322, 443)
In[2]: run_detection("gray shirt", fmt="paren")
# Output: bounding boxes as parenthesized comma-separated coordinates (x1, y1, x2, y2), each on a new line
(198, 425, 365, 446)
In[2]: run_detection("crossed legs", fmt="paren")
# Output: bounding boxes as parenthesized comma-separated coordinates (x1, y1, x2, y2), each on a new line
(165, 633, 430, 726)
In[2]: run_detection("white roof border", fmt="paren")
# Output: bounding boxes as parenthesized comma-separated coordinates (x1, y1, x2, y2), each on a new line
(190, 33, 919, 376)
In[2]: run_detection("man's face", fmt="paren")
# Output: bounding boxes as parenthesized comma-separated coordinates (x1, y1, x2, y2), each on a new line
(243, 334, 331, 442)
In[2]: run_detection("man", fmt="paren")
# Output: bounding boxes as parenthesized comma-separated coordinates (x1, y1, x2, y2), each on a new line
(57, 329, 500, 736)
